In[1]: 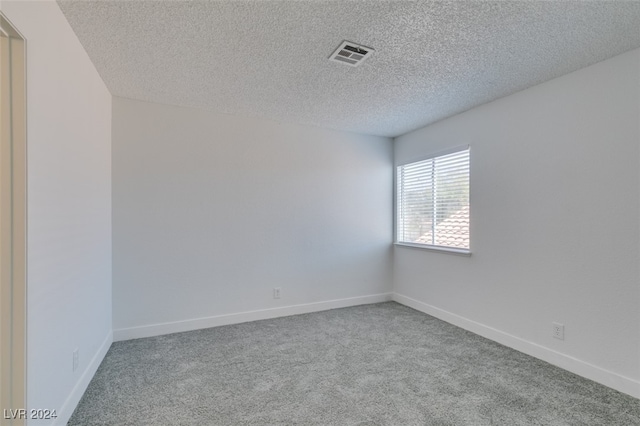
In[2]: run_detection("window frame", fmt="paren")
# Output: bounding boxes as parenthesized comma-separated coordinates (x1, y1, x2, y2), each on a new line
(394, 145, 471, 256)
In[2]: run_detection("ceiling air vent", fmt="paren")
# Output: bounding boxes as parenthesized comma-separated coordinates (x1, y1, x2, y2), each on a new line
(329, 41, 374, 67)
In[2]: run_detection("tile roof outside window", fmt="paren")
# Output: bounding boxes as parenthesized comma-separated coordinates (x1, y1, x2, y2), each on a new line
(414, 205, 470, 249)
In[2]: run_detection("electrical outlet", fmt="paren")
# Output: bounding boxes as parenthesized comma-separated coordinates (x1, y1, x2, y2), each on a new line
(552, 323, 564, 340)
(273, 287, 281, 299)
(72, 348, 79, 371)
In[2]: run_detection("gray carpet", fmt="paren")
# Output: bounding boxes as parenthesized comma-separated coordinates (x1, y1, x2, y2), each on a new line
(69, 302, 640, 425)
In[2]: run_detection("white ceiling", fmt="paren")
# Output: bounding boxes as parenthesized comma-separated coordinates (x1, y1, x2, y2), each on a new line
(58, 1, 640, 138)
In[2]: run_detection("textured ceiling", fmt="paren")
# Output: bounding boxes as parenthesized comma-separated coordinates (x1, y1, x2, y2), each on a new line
(57, 1, 640, 137)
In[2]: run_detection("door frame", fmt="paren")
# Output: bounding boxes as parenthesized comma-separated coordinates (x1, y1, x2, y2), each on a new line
(1, 12, 27, 425)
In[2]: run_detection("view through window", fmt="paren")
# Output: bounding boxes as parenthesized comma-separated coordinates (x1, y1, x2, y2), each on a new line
(396, 147, 470, 251)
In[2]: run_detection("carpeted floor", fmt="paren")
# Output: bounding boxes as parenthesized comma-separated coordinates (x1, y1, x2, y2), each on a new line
(69, 302, 640, 425)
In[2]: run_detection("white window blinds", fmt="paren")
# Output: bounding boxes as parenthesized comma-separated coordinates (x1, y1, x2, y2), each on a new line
(396, 147, 470, 251)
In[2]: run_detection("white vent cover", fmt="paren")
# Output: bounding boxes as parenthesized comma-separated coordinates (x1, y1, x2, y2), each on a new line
(329, 41, 374, 67)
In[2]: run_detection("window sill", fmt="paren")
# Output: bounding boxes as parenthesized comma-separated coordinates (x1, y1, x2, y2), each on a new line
(394, 242, 471, 256)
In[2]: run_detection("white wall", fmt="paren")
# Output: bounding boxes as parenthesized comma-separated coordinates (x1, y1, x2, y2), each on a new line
(112, 97, 392, 338)
(393, 48, 640, 397)
(1, 1, 113, 424)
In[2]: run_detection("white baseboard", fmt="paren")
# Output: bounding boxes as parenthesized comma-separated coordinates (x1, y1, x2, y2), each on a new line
(113, 293, 393, 342)
(393, 293, 640, 399)
(52, 331, 113, 426)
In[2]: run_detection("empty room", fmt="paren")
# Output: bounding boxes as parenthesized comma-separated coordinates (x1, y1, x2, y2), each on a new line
(1, 0, 639, 425)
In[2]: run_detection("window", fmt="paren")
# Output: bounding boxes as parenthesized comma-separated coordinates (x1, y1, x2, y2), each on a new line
(396, 146, 470, 253)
